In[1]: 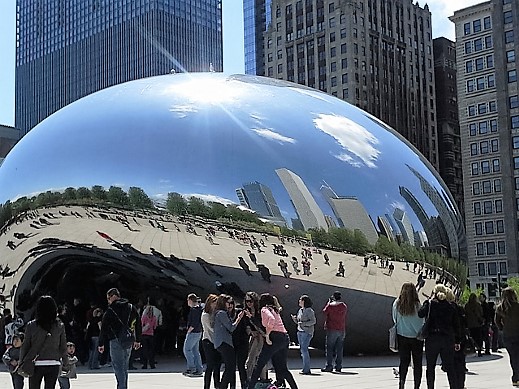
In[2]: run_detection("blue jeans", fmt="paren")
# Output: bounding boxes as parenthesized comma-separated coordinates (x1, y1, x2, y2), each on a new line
(110, 338, 132, 389)
(325, 330, 344, 370)
(10, 372, 24, 389)
(297, 331, 313, 373)
(58, 377, 70, 389)
(183, 331, 203, 372)
(88, 336, 100, 369)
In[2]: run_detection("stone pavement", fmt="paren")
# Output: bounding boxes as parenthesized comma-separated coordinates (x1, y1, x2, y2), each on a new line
(0, 351, 514, 389)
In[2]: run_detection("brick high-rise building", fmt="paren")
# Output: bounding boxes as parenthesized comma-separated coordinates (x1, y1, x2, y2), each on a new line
(450, 0, 519, 297)
(248, 0, 439, 171)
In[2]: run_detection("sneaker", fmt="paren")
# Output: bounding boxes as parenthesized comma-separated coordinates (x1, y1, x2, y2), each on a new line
(182, 370, 193, 376)
(299, 371, 311, 375)
(513, 382, 519, 387)
(335, 368, 342, 373)
(189, 371, 203, 377)
(321, 367, 333, 372)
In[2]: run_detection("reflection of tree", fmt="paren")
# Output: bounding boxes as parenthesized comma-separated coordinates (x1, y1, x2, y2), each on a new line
(166, 192, 188, 215)
(77, 187, 92, 199)
(91, 185, 107, 201)
(309, 227, 371, 256)
(108, 186, 129, 206)
(63, 187, 77, 201)
(128, 187, 153, 209)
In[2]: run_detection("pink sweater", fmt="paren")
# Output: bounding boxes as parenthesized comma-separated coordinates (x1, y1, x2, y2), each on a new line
(261, 307, 286, 333)
(141, 314, 158, 336)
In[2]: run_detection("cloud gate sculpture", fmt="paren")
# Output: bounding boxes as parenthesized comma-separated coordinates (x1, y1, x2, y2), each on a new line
(0, 73, 465, 354)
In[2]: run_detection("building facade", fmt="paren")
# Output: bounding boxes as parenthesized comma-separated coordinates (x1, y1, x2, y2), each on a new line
(251, 0, 439, 171)
(450, 0, 519, 297)
(236, 181, 286, 225)
(15, 0, 223, 134)
(0, 125, 21, 164)
(433, 37, 464, 219)
(244, 0, 273, 75)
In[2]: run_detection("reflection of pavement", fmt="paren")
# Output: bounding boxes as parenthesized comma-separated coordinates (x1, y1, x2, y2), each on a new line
(0, 352, 512, 388)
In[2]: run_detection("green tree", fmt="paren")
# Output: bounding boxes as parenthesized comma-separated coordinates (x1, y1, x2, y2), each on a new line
(63, 187, 77, 201)
(128, 187, 153, 209)
(76, 187, 92, 199)
(208, 202, 228, 219)
(91, 185, 107, 201)
(351, 229, 371, 255)
(166, 192, 188, 215)
(107, 186, 129, 206)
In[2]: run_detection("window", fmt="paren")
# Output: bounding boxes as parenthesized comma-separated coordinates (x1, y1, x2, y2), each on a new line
(277, 63, 283, 73)
(481, 160, 490, 174)
(330, 32, 336, 43)
(485, 221, 494, 234)
(489, 101, 497, 112)
(467, 79, 475, 92)
(473, 182, 481, 195)
(473, 19, 482, 33)
(509, 69, 517, 83)
(477, 77, 485, 90)
(479, 121, 488, 134)
(498, 242, 506, 255)
(478, 263, 486, 276)
(471, 143, 478, 155)
(484, 16, 491, 30)
(494, 179, 502, 192)
(341, 73, 348, 83)
(505, 30, 514, 44)
(476, 242, 484, 255)
(513, 136, 519, 149)
(474, 201, 482, 215)
(483, 180, 492, 193)
(341, 43, 347, 54)
(487, 74, 495, 88)
(490, 119, 498, 132)
(507, 50, 516, 63)
(511, 96, 519, 109)
(485, 36, 493, 49)
(466, 61, 473, 73)
(464, 22, 471, 35)
(480, 141, 489, 154)
(487, 242, 496, 255)
(341, 58, 347, 69)
(513, 116, 519, 129)
(516, 177, 519, 190)
(465, 41, 472, 54)
(470, 123, 477, 136)
(472, 162, 479, 175)
(478, 103, 487, 114)
(469, 105, 476, 116)
(493, 159, 501, 172)
(504, 11, 513, 25)
(486, 55, 494, 68)
(483, 200, 493, 214)
(488, 261, 497, 274)
(491, 139, 499, 152)
(474, 38, 483, 51)
(497, 220, 504, 233)
(475, 222, 483, 235)
(495, 199, 503, 213)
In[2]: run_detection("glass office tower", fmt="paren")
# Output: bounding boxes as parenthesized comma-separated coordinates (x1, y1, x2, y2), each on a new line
(15, 0, 223, 135)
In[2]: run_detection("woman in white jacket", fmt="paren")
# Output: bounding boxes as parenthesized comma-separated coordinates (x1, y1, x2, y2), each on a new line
(292, 295, 316, 375)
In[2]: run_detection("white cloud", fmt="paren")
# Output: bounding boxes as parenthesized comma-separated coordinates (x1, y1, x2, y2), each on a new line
(429, 0, 483, 39)
(185, 193, 236, 205)
(251, 128, 296, 144)
(313, 113, 380, 168)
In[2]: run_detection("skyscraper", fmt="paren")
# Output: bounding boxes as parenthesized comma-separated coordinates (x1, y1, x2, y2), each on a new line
(249, 0, 439, 170)
(244, 0, 272, 75)
(433, 37, 464, 218)
(393, 207, 415, 246)
(15, 0, 223, 135)
(450, 0, 519, 296)
(275, 167, 327, 231)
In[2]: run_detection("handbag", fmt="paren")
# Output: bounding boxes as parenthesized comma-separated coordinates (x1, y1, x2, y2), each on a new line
(389, 313, 398, 352)
(417, 301, 431, 341)
(109, 304, 136, 349)
(17, 331, 51, 378)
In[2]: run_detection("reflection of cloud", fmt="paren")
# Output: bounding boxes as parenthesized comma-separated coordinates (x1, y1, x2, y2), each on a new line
(314, 114, 380, 168)
(159, 179, 171, 184)
(186, 193, 236, 205)
(390, 201, 406, 212)
(251, 128, 296, 144)
(289, 87, 330, 102)
(169, 105, 198, 118)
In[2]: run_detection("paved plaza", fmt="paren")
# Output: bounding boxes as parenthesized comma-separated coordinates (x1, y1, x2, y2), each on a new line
(0, 351, 514, 388)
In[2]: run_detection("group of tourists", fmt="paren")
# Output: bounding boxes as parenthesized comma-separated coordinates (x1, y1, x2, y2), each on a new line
(393, 281, 519, 389)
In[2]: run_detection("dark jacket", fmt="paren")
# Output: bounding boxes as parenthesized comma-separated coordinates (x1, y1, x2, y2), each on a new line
(98, 298, 142, 347)
(186, 305, 203, 333)
(496, 301, 519, 339)
(19, 319, 67, 364)
(418, 299, 462, 343)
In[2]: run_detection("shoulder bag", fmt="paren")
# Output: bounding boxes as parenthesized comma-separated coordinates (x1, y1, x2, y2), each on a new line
(109, 303, 136, 349)
(389, 313, 398, 353)
(417, 301, 431, 341)
(17, 331, 51, 378)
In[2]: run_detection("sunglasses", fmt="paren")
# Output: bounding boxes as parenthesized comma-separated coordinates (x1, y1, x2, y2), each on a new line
(227, 301, 235, 304)
(245, 299, 253, 303)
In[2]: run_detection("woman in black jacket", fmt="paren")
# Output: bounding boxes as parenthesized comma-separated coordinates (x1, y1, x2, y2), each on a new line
(418, 284, 462, 389)
(20, 295, 67, 389)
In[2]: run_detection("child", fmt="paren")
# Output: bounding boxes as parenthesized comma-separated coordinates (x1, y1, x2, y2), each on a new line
(2, 332, 24, 389)
(58, 342, 78, 389)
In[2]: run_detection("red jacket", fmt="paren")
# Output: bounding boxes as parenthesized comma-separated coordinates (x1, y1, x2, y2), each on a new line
(323, 301, 347, 332)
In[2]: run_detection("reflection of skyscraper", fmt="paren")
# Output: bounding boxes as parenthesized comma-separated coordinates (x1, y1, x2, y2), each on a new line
(407, 165, 464, 259)
(275, 168, 327, 231)
(321, 183, 378, 245)
(235, 181, 285, 225)
(393, 208, 415, 246)
(377, 216, 395, 241)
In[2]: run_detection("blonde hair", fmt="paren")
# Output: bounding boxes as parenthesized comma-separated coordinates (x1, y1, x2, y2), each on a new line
(445, 287, 455, 302)
(433, 284, 447, 301)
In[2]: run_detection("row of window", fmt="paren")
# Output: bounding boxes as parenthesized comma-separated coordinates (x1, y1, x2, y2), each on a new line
(471, 159, 500, 175)
(466, 74, 495, 92)
(477, 261, 508, 277)
(468, 119, 498, 136)
(473, 199, 502, 215)
(465, 54, 493, 73)
(470, 139, 499, 156)
(468, 101, 497, 117)
(472, 178, 501, 195)
(463, 16, 492, 35)
(476, 241, 506, 256)
(474, 220, 505, 235)
(464, 35, 493, 54)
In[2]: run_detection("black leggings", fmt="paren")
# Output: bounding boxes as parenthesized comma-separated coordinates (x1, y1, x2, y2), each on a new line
(217, 342, 236, 389)
(202, 339, 221, 389)
(29, 365, 60, 389)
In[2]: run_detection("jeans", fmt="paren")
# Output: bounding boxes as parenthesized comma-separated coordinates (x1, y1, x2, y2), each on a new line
(324, 330, 344, 370)
(248, 332, 298, 389)
(202, 339, 221, 389)
(424, 333, 456, 389)
(110, 338, 132, 389)
(297, 330, 313, 373)
(246, 333, 267, 380)
(88, 336, 100, 369)
(11, 372, 24, 389)
(58, 377, 70, 389)
(183, 331, 203, 372)
(29, 365, 60, 389)
(505, 335, 519, 383)
(397, 335, 423, 388)
(140, 334, 156, 368)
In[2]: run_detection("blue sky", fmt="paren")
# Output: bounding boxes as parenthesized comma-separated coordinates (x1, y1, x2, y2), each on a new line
(0, 0, 481, 128)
